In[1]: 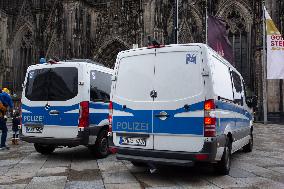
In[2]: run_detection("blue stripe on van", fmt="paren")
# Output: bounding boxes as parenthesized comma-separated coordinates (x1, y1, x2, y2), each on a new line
(216, 101, 252, 120)
(22, 104, 79, 126)
(112, 102, 153, 133)
(89, 102, 109, 109)
(22, 102, 110, 127)
(153, 114, 204, 135)
(216, 117, 251, 135)
(112, 100, 252, 135)
(112, 101, 204, 135)
(153, 101, 205, 135)
(89, 102, 109, 125)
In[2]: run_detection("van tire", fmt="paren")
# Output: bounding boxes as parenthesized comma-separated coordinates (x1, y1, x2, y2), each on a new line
(243, 132, 253, 152)
(89, 129, 109, 158)
(215, 138, 231, 175)
(34, 144, 55, 155)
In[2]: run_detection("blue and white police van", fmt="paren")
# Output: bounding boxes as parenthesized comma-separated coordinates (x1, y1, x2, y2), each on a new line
(110, 43, 254, 174)
(20, 59, 113, 158)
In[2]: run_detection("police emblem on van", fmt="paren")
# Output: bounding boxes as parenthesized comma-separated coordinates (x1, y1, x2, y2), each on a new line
(45, 103, 50, 110)
(186, 53, 197, 64)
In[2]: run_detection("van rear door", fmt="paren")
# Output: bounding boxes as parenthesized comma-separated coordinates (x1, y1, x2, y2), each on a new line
(112, 51, 155, 149)
(22, 65, 82, 139)
(152, 47, 205, 152)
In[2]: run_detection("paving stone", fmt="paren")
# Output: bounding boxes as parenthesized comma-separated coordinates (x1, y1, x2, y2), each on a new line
(102, 169, 138, 184)
(26, 176, 67, 189)
(268, 166, 284, 174)
(0, 159, 22, 167)
(229, 167, 257, 178)
(204, 175, 250, 188)
(43, 156, 71, 168)
(105, 183, 142, 189)
(71, 159, 98, 171)
(0, 163, 44, 184)
(174, 176, 220, 189)
(97, 158, 127, 172)
(0, 184, 27, 189)
(36, 167, 67, 176)
(134, 173, 177, 187)
(65, 180, 104, 189)
(20, 153, 48, 164)
(237, 177, 284, 189)
(145, 187, 184, 189)
(68, 169, 102, 181)
(0, 166, 11, 176)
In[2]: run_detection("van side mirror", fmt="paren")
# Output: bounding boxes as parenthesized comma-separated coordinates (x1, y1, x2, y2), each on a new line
(111, 75, 117, 81)
(246, 95, 257, 108)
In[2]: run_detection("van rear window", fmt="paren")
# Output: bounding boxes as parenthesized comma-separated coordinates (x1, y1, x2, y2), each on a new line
(25, 67, 78, 101)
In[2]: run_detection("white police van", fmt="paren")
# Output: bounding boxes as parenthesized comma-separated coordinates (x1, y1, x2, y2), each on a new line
(110, 43, 254, 174)
(21, 59, 113, 158)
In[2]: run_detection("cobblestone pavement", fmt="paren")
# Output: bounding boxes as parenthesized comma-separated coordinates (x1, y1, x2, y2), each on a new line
(0, 123, 284, 189)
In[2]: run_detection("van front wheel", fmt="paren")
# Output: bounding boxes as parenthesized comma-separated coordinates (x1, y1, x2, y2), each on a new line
(89, 130, 109, 158)
(34, 144, 55, 155)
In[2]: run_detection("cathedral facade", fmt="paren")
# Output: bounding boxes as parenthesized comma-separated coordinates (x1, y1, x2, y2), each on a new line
(0, 0, 283, 121)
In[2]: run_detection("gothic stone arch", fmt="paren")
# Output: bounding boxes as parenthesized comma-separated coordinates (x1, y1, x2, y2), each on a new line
(94, 38, 130, 68)
(10, 23, 35, 93)
(216, 0, 254, 89)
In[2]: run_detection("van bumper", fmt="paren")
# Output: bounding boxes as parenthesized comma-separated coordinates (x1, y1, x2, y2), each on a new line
(20, 135, 83, 146)
(116, 139, 223, 166)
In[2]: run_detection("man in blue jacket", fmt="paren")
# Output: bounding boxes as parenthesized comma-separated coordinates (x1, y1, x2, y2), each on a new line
(0, 88, 13, 150)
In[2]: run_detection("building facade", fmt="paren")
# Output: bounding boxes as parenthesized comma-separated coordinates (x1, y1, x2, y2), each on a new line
(0, 0, 283, 121)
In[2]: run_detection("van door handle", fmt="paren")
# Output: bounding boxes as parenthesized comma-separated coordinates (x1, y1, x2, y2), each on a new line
(155, 111, 170, 120)
(49, 110, 60, 115)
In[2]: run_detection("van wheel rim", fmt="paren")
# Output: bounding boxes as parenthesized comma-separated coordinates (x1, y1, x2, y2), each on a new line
(100, 138, 108, 153)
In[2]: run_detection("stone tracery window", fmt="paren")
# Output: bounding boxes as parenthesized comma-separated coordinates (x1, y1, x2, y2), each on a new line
(225, 9, 251, 87)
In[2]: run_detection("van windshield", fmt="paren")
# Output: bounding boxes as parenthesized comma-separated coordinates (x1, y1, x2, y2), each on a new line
(25, 67, 78, 101)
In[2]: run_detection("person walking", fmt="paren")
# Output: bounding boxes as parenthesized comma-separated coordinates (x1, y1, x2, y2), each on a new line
(0, 88, 13, 150)
(12, 110, 20, 145)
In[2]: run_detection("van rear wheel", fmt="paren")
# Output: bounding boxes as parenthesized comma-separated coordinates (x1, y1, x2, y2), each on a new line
(34, 144, 55, 155)
(89, 130, 109, 158)
(215, 138, 232, 175)
(243, 132, 253, 152)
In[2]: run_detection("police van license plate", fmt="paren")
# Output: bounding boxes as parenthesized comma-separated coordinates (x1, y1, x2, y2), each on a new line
(26, 126, 43, 133)
(119, 137, 146, 146)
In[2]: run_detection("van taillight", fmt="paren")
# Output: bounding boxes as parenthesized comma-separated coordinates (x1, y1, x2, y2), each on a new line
(108, 101, 113, 131)
(204, 99, 215, 110)
(204, 99, 216, 137)
(78, 101, 89, 128)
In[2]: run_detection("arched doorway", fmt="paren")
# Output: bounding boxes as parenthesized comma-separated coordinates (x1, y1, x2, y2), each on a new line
(11, 24, 35, 94)
(94, 39, 130, 68)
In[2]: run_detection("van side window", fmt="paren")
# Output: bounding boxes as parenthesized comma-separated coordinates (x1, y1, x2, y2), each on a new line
(210, 57, 234, 101)
(231, 71, 243, 105)
(90, 70, 111, 102)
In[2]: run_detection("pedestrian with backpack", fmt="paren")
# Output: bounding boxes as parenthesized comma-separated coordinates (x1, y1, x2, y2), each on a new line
(0, 88, 13, 150)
